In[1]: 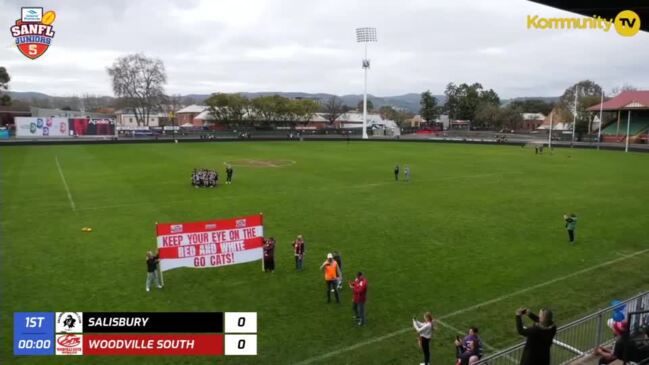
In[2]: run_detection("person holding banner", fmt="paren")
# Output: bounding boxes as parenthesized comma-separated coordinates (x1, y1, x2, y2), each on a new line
(145, 251, 163, 292)
(320, 253, 341, 303)
(263, 237, 276, 272)
(292, 235, 305, 271)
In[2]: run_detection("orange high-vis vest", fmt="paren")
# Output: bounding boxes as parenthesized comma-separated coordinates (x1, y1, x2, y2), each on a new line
(324, 261, 338, 281)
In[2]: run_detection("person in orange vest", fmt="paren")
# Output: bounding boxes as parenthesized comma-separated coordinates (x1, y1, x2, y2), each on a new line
(320, 253, 341, 303)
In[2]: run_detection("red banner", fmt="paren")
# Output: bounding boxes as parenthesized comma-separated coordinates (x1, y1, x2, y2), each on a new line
(155, 214, 264, 272)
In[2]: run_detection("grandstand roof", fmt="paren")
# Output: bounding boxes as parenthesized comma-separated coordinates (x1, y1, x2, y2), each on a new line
(587, 91, 649, 111)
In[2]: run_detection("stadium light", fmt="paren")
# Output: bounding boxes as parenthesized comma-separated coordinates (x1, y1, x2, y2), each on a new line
(571, 86, 578, 147)
(356, 27, 377, 140)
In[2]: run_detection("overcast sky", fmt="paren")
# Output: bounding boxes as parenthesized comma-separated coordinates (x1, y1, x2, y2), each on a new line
(1, 0, 647, 98)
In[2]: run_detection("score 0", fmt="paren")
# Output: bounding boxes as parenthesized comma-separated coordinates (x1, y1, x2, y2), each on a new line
(224, 312, 257, 333)
(224, 312, 257, 356)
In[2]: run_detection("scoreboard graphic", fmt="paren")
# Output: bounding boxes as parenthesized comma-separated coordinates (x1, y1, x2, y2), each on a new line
(14, 312, 257, 356)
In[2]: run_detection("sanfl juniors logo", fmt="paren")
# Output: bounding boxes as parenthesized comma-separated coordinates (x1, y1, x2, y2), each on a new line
(9, 7, 56, 60)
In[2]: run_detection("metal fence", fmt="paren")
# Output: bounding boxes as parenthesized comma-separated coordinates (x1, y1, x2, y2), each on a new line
(475, 291, 649, 365)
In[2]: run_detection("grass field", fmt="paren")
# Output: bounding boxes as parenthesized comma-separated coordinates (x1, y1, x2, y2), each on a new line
(1, 141, 648, 365)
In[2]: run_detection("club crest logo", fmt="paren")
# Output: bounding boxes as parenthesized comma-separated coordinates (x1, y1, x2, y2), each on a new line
(9, 7, 56, 60)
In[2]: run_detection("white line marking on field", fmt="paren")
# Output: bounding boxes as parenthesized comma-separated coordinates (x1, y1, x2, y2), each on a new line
(55, 156, 76, 212)
(291, 248, 649, 365)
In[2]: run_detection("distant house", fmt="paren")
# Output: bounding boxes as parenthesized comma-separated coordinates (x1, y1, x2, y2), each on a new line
(330, 112, 400, 136)
(521, 113, 545, 130)
(176, 105, 208, 127)
(449, 120, 470, 130)
(536, 107, 572, 131)
(407, 115, 425, 128)
(0, 105, 31, 127)
(115, 110, 167, 128)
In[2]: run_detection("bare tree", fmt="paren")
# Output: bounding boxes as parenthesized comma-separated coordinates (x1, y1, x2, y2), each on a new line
(107, 54, 166, 126)
(321, 96, 344, 125)
(610, 84, 637, 97)
(162, 93, 183, 126)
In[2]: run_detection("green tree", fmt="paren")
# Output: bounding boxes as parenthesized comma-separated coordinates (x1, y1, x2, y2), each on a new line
(0, 66, 11, 106)
(444, 82, 500, 121)
(204, 93, 250, 129)
(559, 80, 603, 137)
(419, 90, 439, 123)
(291, 99, 320, 128)
(560, 80, 602, 114)
(576, 95, 601, 137)
(443, 83, 459, 118)
(499, 105, 523, 131)
(251, 95, 282, 126)
(357, 99, 374, 112)
(473, 103, 501, 130)
(508, 99, 554, 115)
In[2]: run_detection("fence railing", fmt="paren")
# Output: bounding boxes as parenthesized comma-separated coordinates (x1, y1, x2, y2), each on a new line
(474, 291, 649, 365)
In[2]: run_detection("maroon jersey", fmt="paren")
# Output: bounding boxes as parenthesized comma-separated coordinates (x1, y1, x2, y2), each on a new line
(263, 238, 275, 257)
(352, 277, 368, 303)
(292, 240, 304, 255)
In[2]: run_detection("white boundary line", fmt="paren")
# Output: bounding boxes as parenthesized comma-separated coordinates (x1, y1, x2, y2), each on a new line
(292, 248, 649, 365)
(55, 156, 76, 212)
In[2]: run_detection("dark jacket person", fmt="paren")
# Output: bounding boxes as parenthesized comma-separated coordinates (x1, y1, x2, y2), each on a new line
(516, 308, 556, 365)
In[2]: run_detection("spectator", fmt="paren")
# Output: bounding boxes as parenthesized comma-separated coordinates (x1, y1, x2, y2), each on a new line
(516, 307, 556, 365)
(319, 253, 341, 303)
(292, 235, 305, 271)
(145, 251, 163, 292)
(413, 312, 436, 365)
(263, 237, 276, 273)
(225, 164, 234, 185)
(349, 272, 368, 326)
(595, 320, 628, 365)
(455, 327, 483, 365)
(563, 213, 577, 243)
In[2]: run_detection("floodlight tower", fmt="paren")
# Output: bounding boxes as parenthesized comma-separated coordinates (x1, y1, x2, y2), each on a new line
(356, 27, 377, 140)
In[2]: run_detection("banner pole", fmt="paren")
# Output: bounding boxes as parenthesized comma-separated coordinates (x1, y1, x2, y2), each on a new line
(155, 221, 164, 286)
(260, 213, 265, 272)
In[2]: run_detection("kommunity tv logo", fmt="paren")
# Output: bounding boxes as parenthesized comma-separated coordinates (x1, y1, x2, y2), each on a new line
(527, 10, 641, 37)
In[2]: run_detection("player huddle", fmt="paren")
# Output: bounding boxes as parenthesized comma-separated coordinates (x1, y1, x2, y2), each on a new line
(192, 169, 218, 187)
(191, 165, 234, 188)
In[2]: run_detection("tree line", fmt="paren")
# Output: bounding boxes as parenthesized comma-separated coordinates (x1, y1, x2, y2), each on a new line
(417, 79, 628, 133)
(2, 53, 638, 134)
(204, 93, 320, 129)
